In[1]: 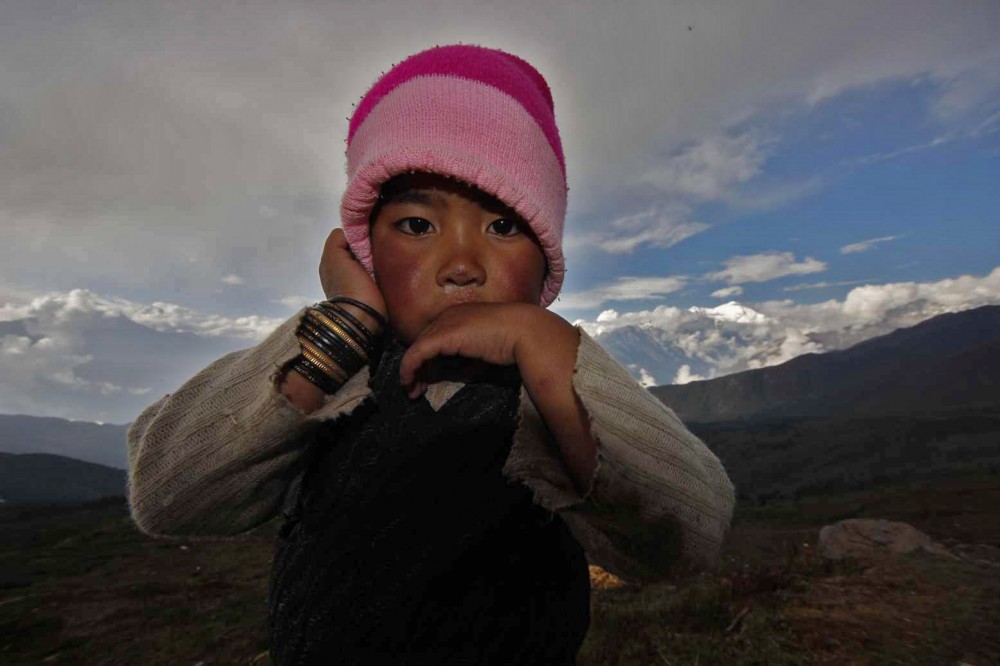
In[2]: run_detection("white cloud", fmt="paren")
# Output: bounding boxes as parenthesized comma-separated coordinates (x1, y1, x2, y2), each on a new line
(627, 364, 659, 388)
(640, 131, 773, 201)
(221, 274, 246, 285)
(758, 265, 1000, 347)
(0, 288, 284, 340)
(556, 276, 686, 310)
(970, 109, 1000, 138)
(929, 51, 1000, 128)
(848, 138, 949, 167)
(711, 286, 744, 299)
(574, 265, 1000, 382)
(839, 235, 900, 254)
(0, 287, 291, 422)
(725, 176, 825, 211)
(673, 364, 706, 385)
(572, 204, 709, 254)
(705, 252, 827, 285)
(3, 0, 996, 302)
(783, 279, 871, 292)
(274, 295, 314, 309)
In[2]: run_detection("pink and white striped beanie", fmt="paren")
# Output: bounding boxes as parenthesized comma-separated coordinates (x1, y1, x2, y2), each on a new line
(340, 44, 567, 308)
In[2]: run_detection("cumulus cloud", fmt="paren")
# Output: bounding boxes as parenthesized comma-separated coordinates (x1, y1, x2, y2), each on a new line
(626, 364, 659, 388)
(0, 288, 291, 422)
(711, 286, 744, 299)
(839, 235, 901, 254)
(673, 364, 707, 385)
(556, 276, 686, 310)
(3, 0, 997, 303)
(0, 289, 285, 340)
(574, 266, 1000, 383)
(705, 252, 827, 285)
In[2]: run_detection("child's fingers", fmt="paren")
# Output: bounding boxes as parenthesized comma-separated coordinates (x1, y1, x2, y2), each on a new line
(407, 381, 426, 400)
(399, 347, 421, 387)
(399, 335, 439, 387)
(322, 228, 349, 259)
(319, 227, 379, 300)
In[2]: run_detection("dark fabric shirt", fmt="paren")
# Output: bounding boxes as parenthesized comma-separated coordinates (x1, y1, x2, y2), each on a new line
(267, 334, 591, 665)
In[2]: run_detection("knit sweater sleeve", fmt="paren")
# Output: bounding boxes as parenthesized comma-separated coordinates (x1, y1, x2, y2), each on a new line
(502, 327, 736, 584)
(125, 306, 373, 539)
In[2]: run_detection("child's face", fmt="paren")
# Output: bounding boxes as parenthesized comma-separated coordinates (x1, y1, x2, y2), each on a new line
(369, 172, 547, 346)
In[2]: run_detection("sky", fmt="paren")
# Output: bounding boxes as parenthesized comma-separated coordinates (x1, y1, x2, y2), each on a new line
(1, 0, 998, 425)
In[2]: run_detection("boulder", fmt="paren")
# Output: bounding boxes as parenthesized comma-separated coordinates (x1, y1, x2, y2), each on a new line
(818, 518, 955, 561)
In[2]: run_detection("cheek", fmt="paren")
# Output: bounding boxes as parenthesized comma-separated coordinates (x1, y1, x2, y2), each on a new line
(496, 247, 547, 302)
(498, 266, 539, 299)
(373, 245, 427, 304)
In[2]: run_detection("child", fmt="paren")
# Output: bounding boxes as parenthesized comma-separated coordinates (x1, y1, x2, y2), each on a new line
(126, 44, 735, 665)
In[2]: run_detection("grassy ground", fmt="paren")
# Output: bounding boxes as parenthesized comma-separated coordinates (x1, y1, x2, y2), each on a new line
(2, 473, 998, 665)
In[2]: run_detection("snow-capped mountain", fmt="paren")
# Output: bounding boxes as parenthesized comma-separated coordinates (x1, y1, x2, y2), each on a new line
(585, 301, 809, 386)
(686, 301, 771, 325)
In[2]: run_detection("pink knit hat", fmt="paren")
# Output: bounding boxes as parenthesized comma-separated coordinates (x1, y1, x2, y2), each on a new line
(340, 44, 567, 308)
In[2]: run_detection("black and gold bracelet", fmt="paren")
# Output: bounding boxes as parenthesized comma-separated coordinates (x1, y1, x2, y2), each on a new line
(290, 299, 387, 394)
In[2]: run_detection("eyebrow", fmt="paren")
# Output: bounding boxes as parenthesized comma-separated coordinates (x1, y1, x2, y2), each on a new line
(382, 189, 446, 207)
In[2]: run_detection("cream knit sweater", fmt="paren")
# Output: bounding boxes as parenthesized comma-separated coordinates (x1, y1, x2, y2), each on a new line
(126, 306, 735, 583)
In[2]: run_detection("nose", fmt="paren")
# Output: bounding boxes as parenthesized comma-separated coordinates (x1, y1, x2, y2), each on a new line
(436, 222, 486, 289)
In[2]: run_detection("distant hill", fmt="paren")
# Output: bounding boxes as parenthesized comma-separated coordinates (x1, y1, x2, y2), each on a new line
(0, 452, 126, 504)
(690, 412, 1000, 502)
(652, 305, 1000, 424)
(0, 414, 129, 469)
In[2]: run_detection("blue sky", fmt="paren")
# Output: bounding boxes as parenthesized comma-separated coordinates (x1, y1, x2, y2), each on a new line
(0, 0, 997, 424)
(558, 74, 999, 318)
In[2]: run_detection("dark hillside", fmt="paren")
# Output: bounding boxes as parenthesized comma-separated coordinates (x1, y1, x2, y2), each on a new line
(0, 414, 129, 470)
(0, 453, 126, 504)
(691, 411, 1000, 502)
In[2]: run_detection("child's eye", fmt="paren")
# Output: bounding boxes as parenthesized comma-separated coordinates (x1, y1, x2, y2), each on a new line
(395, 217, 433, 235)
(489, 218, 524, 237)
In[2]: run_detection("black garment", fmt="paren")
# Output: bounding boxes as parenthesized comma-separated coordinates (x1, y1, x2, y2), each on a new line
(267, 334, 591, 665)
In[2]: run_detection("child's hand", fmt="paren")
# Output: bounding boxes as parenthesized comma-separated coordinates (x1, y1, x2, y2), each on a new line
(318, 228, 388, 322)
(398, 302, 575, 400)
(401, 301, 596, 489)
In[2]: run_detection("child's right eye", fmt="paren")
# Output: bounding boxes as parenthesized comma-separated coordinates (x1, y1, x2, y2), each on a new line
(395, 217, 433, 235)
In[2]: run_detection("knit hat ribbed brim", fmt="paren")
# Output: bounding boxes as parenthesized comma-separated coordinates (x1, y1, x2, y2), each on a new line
(340, 44, 567, 308)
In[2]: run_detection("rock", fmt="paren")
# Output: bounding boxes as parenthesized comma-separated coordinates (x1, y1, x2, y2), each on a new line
(818, 518, 955, 561)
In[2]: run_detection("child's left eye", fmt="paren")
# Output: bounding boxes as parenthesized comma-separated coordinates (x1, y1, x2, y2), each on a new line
(489, 219, 523, 236)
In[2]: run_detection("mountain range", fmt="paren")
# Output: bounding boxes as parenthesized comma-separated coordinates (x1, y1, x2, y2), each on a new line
(0, 414, 128, 469)
(1, 305, 997, 504)
(651, 304, 1000, 423)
